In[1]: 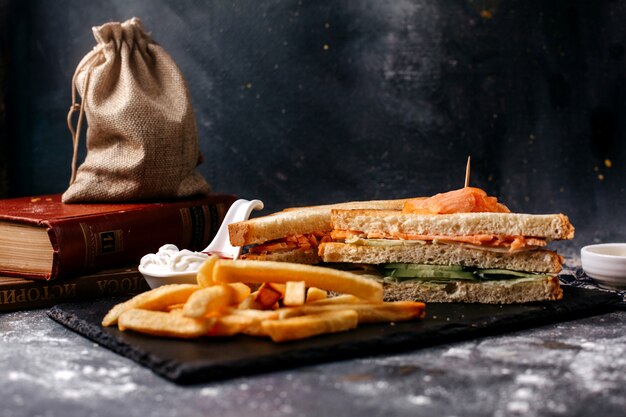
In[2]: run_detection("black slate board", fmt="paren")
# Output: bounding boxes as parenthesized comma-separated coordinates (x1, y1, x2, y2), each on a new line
(47, 286, 620, 385)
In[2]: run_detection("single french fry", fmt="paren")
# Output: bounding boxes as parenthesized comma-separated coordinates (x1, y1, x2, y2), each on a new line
(168, 308, 185, 316)
(102, 284, 198, 326)
(305, 287, 327, 303)
(363, 301, 425, 322)
(165, 303, 185, 312)
(183, 285, 232, 318)
(214, 260, 383, 302)
(206, 314, 256, 337)
(212, 308, 279, 337)
(117, 309, 214, 338)
(277, 301, 426, 323)
(238, 291, 264, 310)
(242, 322, 270, 337)
(267, 283, 286, 295)
(261, 310, 358, 343)
(229, 282, 252, 300)
(283, 281, 306, 306)
(254, 283, 283, 309)
(183, 284, 249, 318)
(208, 306, 284, 337)
(226, 308, 279, 320)
(308, 294, 365, 305)
(197, 254, 220, 287)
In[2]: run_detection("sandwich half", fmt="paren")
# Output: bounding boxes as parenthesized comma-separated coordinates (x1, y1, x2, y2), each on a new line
(228, 199, 417, 264)
(319, 188, 574, 304)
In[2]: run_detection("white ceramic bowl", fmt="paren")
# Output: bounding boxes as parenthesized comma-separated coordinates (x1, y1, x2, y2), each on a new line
(581, 243, 626, 290)
(138, 265, 198, 289)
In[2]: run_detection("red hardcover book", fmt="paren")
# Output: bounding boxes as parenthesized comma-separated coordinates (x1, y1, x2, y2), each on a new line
(0, 193, 236, 280)
(0, 267, 151, 312)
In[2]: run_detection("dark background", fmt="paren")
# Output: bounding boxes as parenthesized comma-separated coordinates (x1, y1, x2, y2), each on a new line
(0, 0, 624, 255)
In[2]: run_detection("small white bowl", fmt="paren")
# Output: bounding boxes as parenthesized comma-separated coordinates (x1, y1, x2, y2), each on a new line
(581, 243, 626, 290)
(138, 265, 198, 289)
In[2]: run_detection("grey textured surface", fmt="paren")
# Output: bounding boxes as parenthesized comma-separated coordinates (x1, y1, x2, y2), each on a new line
(1, 307, 625, 417)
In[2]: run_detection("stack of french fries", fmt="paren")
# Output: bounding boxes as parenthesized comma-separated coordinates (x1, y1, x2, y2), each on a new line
(102, 258, 426, 343)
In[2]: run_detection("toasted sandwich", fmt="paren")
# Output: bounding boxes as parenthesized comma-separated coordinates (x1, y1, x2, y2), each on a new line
(228, 199, 418, 264)
(319, 187, 574, 304)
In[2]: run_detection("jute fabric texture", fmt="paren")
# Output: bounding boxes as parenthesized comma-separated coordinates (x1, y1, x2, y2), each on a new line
(63, 17, 210, 203)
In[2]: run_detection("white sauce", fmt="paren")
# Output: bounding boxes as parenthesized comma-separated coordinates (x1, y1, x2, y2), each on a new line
(139, 244, 208, 274)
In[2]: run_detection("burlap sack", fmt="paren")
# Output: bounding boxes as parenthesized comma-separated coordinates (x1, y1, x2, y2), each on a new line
(63, 17, 210, 203)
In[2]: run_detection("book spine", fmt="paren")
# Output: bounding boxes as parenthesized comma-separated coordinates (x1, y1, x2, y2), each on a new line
(0, 270, 150, 312)
(43, 196, 235, 280)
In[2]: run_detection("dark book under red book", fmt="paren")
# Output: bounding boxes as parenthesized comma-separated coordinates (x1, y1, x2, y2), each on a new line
(0, 267, 151, 313)
(0, 193, 236, 280)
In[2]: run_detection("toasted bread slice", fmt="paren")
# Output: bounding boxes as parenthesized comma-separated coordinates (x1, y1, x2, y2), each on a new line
(229, 199, 416, 247)
(319, 242, 563, 273)
(383, 275, 563, 304)
(330, 210, 575, 241)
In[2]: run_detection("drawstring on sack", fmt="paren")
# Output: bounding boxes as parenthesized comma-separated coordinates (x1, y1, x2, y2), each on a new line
(66, 49, 103, 185)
